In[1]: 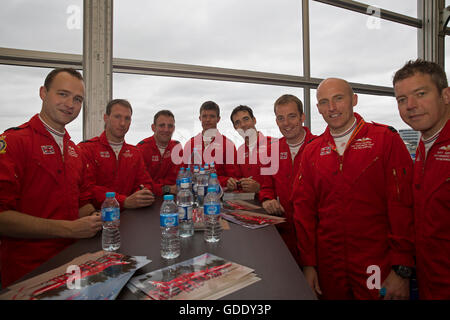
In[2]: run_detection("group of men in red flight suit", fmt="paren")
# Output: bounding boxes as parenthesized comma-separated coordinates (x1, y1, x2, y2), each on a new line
(0, 60, 449, 300)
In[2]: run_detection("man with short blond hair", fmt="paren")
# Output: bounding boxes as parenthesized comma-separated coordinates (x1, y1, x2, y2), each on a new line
(393, 59, 450, 300)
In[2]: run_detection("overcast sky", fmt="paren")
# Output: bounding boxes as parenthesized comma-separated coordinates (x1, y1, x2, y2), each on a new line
(0, 0, 448, 146)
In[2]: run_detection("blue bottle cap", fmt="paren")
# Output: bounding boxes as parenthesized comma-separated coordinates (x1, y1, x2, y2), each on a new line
(186, 167, 191, 172)
(210, 173, 217, 178)
(180, 167, 185, 171)
(181, 178, 190, 184)
(163, 194, 174, 200)
(105, 192, 115, 198)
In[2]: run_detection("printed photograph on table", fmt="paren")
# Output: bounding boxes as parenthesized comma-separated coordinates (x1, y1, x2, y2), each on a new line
(127, 253, 260, 300)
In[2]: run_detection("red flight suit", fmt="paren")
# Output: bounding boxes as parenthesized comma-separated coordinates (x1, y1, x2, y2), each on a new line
(414, 119, 450, 300)
(292, 114, 415, 299)
(78, 131, 154, 209)
(136, 136, 182, 196)
(259, 127, 317, 266)
(183, 131, 239, 186)
(0, 114, 91, 287)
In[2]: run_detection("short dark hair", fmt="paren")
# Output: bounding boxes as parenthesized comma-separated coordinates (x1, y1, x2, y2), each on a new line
(44, 68, 83, 90)
(274, 94, 304, 115)
(199, 101, 220, 117)
(393, 59, 448, 93)
(106, 99, 133, 115)
(230, 105, 255, 125)
(153, 110, 175, 124)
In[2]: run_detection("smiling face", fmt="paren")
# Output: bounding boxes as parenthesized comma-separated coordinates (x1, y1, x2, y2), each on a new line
(316, 78, 357, 135)
(104, 103, 132, 142)
(39, 71, 85, 132)
(275, 101, 305, 143)
(394, 72, 450, 140)
(152, 114, 175, 146)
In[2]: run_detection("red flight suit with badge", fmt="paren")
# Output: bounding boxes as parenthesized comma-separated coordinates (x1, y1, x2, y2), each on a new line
(78, 131, 154, 210)
(183, 131, 239, 186)
(292, 114, 415, 299)
(235, 132, 273, 187)
(0, 114, 92, 287)
(414, 119, 450, 300)
(259, 127, 316, 266)
(136, 136, 182, 196)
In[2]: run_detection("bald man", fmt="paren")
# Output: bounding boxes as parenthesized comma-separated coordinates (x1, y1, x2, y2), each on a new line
(291, 78, 415, 300)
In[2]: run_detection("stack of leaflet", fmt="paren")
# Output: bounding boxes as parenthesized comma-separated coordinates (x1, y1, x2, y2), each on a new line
(127, 253, 260, 300)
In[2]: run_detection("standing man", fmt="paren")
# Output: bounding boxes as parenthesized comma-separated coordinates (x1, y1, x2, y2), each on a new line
(292, 78, 415, 300)
(393, 59, 450, 300)
(227, 105, 271, 194)
(258, 94, 316, 266)
(137, 110, 181, 196)
(184, 101, 239, 187)
(0, 68, 102, 287)
(78, 99, 155, 210)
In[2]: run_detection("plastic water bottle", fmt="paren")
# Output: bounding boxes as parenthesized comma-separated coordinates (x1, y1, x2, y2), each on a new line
(101, 192, 121, 251)
(210, 162, 216, 174)
(192, 165, 200, 195)
(176, 167, 185, 192)
(185, 167, 192, 185)
(208, 172, 223, 198)
(160, 195, 180, 259)
(196, 167, 209, 207)
(177, 178, 194, 238)
(203, 187, 222, 243)
(204, 163, 210, 174)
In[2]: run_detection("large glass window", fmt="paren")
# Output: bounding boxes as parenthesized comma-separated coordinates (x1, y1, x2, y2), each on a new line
(310, 1, 418, 87)
(114, 0, 303, 76)
(113, 73, 303, 146)
(0, 65, 84, 143)
(0, 0, 83, 54)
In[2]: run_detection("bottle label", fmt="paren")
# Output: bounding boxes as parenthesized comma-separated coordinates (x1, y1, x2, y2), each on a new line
(178, 205, 193, 221)
(204, 203, 220, 215)
(160, 213, 179, 227)
(197, 185, 207, 196)
(101, 207, 120, 222)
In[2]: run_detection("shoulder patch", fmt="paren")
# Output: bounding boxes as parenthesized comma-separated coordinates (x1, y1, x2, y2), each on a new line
(371, 121, 397, 133)
(0, 135, 6, 154)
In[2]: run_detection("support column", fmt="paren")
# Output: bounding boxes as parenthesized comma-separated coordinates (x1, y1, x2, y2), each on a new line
(302, 0, 312, 129)
(83, 0, 113, 140)
(418, 0, 445, 67)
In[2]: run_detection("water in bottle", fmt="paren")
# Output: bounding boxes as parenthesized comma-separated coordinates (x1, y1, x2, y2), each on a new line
(203, 186, 222, 243)
(208, 172, 223, 198)
(177, 178, 194, 238)
(160, 194, 180, 259)
(196, 167, 209, 207)
(101, 192, 121, 251)
(176, 167, 185, 192)
(192, 165, 200, 196)
(185, 167, 192, 185)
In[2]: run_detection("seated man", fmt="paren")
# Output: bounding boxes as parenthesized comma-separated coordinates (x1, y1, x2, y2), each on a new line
(227, 105, 273, 194)
(137, 110, 181, 196)
(0, 68, 102, 287)
(78, 99, 155, 210)
(183, 101, 239, 186)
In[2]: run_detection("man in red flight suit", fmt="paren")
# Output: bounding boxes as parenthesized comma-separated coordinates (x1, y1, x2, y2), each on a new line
(393, 60, 450, 300)
(258, 94, 317, 266)
(292, 78, 415, 300)
(183, 101, 239, 187)
(137, 110, 181, 196)
(0, 68, 102, 287)
(227, 105, 273, 194)
(78, 99, 155, 210)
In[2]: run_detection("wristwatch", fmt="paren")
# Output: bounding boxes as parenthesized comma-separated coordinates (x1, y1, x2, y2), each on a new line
(392, 265, 414, 279)
(162, 185, 171, 195)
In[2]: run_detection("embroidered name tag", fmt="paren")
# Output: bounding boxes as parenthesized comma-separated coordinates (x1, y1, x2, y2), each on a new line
(152, 155, 159, 161)
(100, 151, 110, 158)
(320, 146, 331, 156)
(280, 152, 288, 160)
(434, 145, 450, 162)
(351, 137, 374, 150)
